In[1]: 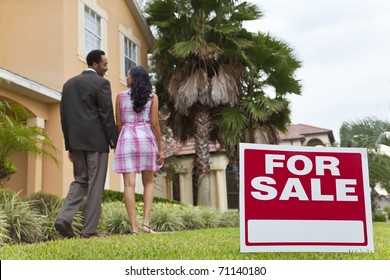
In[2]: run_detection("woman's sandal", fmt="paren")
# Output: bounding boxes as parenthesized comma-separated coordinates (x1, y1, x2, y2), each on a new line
(130, 231, 138, 235)
(141, 224, 156, 234)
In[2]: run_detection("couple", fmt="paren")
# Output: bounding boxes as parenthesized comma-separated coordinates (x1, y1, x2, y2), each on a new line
(55, 49, 163, 238)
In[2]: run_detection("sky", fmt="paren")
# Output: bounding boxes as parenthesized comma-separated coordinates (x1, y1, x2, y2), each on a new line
(243, 0, 390, 143)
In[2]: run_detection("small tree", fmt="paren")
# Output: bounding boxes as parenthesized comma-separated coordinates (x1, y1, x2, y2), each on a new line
(0, 100, 58, 185)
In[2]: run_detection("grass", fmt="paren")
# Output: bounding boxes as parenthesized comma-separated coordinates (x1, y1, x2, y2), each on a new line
(0, 222, 389, 260)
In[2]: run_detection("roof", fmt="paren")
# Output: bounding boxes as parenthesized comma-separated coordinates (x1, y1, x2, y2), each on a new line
(279, 123, 335, 144)
(163, 138, 222, 158)
(162, 123, 335, 158)
(0, 68, 61, 103)
(125, 0, 154, 52)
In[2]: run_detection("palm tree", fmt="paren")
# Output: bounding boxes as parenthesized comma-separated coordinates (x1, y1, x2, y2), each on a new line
(339, 117, 390, 210)
(0, 100, 58, 185)
(214, 32, 301, 158)
(145, 0, 262, 206)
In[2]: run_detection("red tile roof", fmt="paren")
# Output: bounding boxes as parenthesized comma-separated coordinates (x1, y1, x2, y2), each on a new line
(279, 123, 335, 143)
(163, 138, 222, 158)
(162, 123, 335, 158)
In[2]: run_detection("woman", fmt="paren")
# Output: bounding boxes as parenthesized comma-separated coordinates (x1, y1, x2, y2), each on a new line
(113, 66, 163, 234)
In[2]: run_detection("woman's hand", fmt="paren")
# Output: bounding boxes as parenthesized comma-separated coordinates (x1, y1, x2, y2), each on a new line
(157, 151, 164, 166)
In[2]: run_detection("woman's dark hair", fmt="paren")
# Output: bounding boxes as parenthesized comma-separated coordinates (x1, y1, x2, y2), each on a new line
(86, 50, 105, 66)
(129, 66, 152, 113)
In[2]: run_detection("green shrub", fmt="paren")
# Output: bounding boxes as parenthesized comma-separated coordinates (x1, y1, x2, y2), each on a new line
(0, 159, 16, 184)
(26, 191, 63, 214)
(152, 196, 181, 204)
(27, 191, 84, 240)
(101, 201, 133, 235)
(199, 207, 222, 228)
(219, 211, 239, 227)
(0, 210, 11, 246)
(102, 189, 180, 205)
(383, 206, 390, 218)
(34, 197, 83, 240)
(373, 211, 388, 222)
(39, 198, 64, 241)
(0, 192, 45, 243)
(151, 203, 184, 232)
(102, 189, 124, 203)
(178, 205, 206, 229)
(0, 188, 22, 203)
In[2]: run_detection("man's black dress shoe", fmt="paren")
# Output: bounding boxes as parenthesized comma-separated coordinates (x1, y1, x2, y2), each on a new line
(55, 219, 75, 238)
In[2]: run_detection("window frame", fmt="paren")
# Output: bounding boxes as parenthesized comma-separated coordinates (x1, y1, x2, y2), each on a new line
(119, 25, 142, 84)
(78, 0, 108, 63)
(124, 37, 137, 75)
(84, 6, 102, 53)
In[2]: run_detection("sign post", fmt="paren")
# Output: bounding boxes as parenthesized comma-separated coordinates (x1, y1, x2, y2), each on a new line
(240, 143, 374, 252)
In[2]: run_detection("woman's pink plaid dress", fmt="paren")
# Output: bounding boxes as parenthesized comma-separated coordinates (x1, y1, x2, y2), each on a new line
(113, 90, 161, 173)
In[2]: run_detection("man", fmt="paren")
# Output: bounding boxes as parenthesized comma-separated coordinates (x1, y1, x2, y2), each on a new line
(55, 49, 118, 238)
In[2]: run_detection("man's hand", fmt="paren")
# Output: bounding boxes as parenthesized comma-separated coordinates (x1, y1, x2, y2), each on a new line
(68, 151, 73, 162)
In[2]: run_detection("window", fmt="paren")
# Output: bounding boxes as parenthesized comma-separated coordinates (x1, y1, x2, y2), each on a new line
(226, 163, 239, 209)
(124, 37, 137, 74)
(84, 6, 101, 52)
(78, 0, 108, 61)
(119, 25, 141, 83)
(172, 173, 181, 202)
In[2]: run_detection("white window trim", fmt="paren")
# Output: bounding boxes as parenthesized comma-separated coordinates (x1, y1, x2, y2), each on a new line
(78, 0, 108, 63)
(119, 25, 142, 85)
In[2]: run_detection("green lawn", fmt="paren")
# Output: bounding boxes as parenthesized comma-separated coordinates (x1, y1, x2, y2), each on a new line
(0, 223, 389, 260)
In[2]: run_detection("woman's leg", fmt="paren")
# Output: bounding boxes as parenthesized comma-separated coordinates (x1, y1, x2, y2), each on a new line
(123, 172, 138, 233)
(141, 170, 155, 232)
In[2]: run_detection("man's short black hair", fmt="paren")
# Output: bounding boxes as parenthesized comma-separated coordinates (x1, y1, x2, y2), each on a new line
(86, 50, 105, 66)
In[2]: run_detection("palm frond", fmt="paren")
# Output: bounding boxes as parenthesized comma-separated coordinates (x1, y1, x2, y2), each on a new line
(0, 100, 59, 180)
(194, 41, 222, 59)
(232, 1, 263, 21)
(210, 64, 244, 108)
(173, 68, 210, 114)
(170, 40, 200, 58)
(195, 68, 212, 106)
(213, 106, 247, 145)
(240, 95, 287, 123)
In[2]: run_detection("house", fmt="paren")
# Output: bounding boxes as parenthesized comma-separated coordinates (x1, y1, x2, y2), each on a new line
(278, 124, 335, 147)
(0, 1, 338, 212)
(0, 0, 153, 197)
(155, 124, 336, 211)
(375, 186, 390, 211)
(151, 138, 230, 211)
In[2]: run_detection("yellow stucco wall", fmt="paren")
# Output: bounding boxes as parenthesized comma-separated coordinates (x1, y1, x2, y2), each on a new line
(0, 0, 65, 91)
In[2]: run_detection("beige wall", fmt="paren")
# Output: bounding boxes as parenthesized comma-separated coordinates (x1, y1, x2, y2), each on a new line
(0, 0, 65, 91)
(6, 153, 27, 196)
(279, 134, 333, 147)
(304, 134, 333, 147)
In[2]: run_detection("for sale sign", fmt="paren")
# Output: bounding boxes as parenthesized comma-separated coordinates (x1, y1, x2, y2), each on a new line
(240, 143, 374, 252)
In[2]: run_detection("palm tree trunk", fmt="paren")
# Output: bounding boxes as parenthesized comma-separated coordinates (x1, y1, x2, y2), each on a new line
(194, 104, 211, 206)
